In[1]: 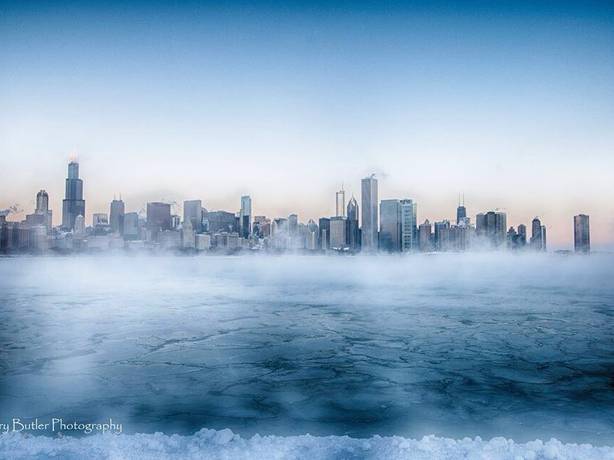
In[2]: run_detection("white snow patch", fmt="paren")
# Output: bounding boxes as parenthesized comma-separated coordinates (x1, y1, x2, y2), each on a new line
(1, 430, 614, 460)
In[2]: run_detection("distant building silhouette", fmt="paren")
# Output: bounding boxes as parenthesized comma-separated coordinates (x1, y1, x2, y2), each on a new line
(418, 220, 432, 252)
(335, 188, 346, 218)
(361, 175, 378, 251)
(147, 202, 172, 235)
(239, 196, 252, 238)
(400, 199, 417, 252)
(184, 200, 203, 233)
(110, 198, 125, 235)
(379, 199, 401, 252)
(62, 161, 85, 231)
(346, 196, 360, 251)
(530, 217, 546, 251)
(574, 214, 590, 253)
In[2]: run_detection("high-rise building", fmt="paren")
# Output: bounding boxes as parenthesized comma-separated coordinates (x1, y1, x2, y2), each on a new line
(239, 196, 252, 238)
(183, 200, 203, 233)
(400, 199, 417, 252)
(306, 219, 319, 250)
(206, 211, 238, 233)
(36, 190, 49, 214)
(318, 217, 330, 250)
(110, 198, 125, 235)
(507, 226, 518, 249)
(123, 212, 140, 240)
(361, 175, 378, 251)
(530, 217, 546, 251)
(434, 220, 451, 251)
(494, 212, 507, 247)
(418, 220, 432, 252)
(456, 195, 466, 225)
(147, 202, 172, 233)
(379, 199, 401, 252)
(335, 188, 346, 218)
(450, 222, 471, 251)
(25, 190, 52, 231)
(181, 219, 195, 249)
(517, 224, 527, 247)
(62, 161, 85, 231)
(288, 214, 298, 236)
(476, 211, 506, 247)
(253, 215, 271, 238)
(346, 196, 360, 251)
(329, 217, 348, 250)
(574, 214, 590, 254)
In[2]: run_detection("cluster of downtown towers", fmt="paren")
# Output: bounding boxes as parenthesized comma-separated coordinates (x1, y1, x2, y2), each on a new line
(1, 161, 591, 254)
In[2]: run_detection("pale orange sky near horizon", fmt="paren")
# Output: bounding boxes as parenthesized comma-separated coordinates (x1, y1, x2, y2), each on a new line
(1, 150, 613, 250)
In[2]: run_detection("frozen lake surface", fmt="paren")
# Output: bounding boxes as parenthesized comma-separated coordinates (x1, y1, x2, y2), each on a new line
(1, 254, 613, 453)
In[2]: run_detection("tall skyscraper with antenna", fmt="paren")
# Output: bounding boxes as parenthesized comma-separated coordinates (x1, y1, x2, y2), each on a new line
(61, 160, 85, 231)
(456, 194, 466, 225)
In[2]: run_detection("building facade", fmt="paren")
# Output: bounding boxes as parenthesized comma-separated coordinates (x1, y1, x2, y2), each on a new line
(62, 161, 85, 231)
(361, 175, 378, 251)
(574, 214, 590, 253)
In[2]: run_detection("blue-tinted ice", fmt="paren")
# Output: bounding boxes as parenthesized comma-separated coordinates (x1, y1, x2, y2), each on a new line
(0, 254, 613, 445)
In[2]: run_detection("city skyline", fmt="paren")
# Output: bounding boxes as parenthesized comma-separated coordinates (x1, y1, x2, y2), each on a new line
(0, 159, 601, 253)
(2, 1, 614, 249)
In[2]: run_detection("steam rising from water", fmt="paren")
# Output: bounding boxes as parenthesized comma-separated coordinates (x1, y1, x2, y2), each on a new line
(0, 254, 613, 455)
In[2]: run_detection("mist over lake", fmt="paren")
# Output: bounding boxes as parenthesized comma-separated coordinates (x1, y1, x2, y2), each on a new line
(1, 254, 613, 447)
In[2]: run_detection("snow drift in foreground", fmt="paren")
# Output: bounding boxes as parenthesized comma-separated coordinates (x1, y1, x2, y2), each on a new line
(2, 429, 614, 460)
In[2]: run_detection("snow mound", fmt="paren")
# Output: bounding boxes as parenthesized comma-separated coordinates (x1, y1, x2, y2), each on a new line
(2, 429, 614, 460)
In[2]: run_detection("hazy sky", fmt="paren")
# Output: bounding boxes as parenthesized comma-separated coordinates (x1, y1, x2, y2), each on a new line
(1, 1, 613, 248)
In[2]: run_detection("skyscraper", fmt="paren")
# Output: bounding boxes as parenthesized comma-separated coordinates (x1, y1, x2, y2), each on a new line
(361, 174, 378, 251)
(306, 219, 319, 250)
(517, 224, 527, 247)
(434, 220, 451, 251)
(123, 212, 140, 240)
(418, 220, 432, 251)
(494, 212, 507, 247)
(530, 217, 546, 251)
(287, 214, 298, 236)
(329, 216, 348, 249)
(318, 217, 330, 250)
(574, 214, 590, 253)
(476, 211, 506, 247)
(110, 198, 125, 235)
(456, 195, 466, 225)
(239, 196, 252, 238)
(379, 199, 401, 252)
(181, 219, 195, 249)
(62, 161, 85, 231)
(184, 200, 203, 233)
(36, 190, 49, 214)
(206, 210, 237, 233)
(147, 202, 172, 233)
(25, 190, 52, 231)
(346, 196, 360, 251)
(400, 199, 417, 252)
(335, 188, 346, 218)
